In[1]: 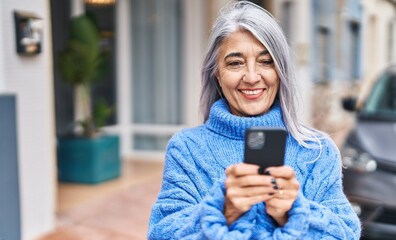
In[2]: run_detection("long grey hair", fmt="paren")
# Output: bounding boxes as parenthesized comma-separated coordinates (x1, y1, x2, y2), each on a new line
(200, 1, 324, 149)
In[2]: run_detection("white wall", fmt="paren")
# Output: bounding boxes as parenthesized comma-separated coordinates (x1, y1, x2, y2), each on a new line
(1, 0, 56, 239)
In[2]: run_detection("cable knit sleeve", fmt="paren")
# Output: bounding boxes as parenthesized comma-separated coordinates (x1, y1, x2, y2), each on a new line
(254, 138, 361, 239)
(200, 181, 264, 239)
(147, 135, 205, 239)
(148, 131, 258, 239)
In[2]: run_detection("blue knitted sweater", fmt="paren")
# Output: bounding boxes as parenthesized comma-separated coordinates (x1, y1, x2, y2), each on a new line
(148, 99, 361, 239)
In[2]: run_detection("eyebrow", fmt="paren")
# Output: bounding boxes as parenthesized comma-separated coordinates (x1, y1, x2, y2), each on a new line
(223, 52, 243, 61)
(223, 50, 270, 61)
(259, 50, 270, 56)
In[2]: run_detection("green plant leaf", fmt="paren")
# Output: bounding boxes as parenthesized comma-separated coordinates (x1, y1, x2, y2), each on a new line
(93, 98, 113, 128)
(57, 13, 112, 137)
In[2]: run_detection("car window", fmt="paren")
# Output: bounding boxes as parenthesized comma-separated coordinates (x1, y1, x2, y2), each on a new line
(363, 72, 396, 119)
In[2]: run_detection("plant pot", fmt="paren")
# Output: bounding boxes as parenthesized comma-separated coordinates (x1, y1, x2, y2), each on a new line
(57, 134, 120, 184)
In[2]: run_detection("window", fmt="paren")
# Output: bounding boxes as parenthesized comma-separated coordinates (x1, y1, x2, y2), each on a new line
(349, 21, 360, 80)
(316, 27, 330, 82)
(130, 0, 183, 151)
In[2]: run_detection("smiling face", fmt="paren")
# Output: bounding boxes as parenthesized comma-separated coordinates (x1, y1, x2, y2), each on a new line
(216, 30, 280, 117)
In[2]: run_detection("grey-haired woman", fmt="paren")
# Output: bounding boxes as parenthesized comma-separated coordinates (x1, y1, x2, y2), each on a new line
(148, 1, 361, 239)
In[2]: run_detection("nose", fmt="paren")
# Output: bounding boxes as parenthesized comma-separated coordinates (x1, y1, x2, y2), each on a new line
(243, 64, 260, 84)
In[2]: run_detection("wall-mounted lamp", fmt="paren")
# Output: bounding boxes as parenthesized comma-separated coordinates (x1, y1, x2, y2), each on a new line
(85, 0, 116, 6)
(14, 11, 43, 55)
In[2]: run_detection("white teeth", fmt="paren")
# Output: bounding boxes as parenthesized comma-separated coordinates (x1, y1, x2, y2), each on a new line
(241, 89, 263, 95)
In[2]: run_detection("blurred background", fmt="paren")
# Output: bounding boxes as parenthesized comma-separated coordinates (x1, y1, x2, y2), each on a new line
(0, 0, 395, 239)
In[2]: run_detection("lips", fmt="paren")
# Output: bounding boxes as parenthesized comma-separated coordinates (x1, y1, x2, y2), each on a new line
(240, 88, 265, 99)
(240, 89, 263, 95)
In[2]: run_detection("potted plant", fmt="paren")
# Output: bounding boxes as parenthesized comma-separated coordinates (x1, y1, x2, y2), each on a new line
(56, 14, 120, 184)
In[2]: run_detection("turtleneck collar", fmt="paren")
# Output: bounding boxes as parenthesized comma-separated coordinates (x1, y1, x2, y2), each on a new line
(205, 99, 286, 139)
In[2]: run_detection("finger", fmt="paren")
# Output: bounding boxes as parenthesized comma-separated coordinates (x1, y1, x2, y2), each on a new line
(231, 194, 275, 211)
(275, 188, 295, 200)
(268, 187, 299, 201)
(226, 185, 277, 198)
(274, 178, 300, 191)
(270, 178, 287, 190)
(265, 166, 295, 179)
(226, 174, 277, 189)
(277, 188, 286, 199)
(226, 163, 260, 177)
(235, 174, 275, 187)
(266, 198, 293, 211)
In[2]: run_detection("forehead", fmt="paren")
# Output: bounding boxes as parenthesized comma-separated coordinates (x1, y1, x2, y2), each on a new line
(219, 30, 266, 55)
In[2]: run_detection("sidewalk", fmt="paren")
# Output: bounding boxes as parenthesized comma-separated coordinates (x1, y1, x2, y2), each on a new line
(39, 160, 164, 240)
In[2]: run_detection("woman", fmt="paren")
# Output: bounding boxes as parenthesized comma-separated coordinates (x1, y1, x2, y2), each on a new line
(148, 1, 361, 239)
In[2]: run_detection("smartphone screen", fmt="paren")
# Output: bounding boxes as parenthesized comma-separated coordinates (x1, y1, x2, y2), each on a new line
(244, 127, 287, 169)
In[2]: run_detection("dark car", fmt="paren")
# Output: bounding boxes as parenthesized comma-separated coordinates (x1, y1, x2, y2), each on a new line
(341, 65, 396, 239)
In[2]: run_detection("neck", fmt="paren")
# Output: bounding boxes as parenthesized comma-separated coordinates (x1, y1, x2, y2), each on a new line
(205, 99, 286, 139)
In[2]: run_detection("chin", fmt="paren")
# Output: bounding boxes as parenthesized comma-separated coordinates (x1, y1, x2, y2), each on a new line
(242, 109, 267, 117)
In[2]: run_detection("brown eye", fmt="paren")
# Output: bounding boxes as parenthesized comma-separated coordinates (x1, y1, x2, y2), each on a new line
(227, 61, 244, 69)
(258, 59, 274, 66)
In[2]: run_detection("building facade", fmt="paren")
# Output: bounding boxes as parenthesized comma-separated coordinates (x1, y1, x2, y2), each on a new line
(270, 0, 395, 135)
(358, 0, 396, 105)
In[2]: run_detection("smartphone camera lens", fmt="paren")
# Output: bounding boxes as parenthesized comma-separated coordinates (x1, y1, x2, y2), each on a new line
(247, 131, 265, 150)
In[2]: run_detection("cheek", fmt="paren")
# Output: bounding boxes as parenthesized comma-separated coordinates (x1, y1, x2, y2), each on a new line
(264, 71, 279, 87)
(218, 72, 238, 89)
(216, 70, 225, 88)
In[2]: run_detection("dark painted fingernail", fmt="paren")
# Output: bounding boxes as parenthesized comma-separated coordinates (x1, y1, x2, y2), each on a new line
(271, 178, 277, 185)
(273, 185, 279, 190)
(258, 167, 265, 175)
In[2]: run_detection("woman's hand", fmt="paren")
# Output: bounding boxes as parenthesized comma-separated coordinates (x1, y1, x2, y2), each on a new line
(224, 163, 276, 225)
(264, 166, 300, 226)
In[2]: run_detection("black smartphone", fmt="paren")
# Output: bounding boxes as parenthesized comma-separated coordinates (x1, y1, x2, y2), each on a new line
(244, 127, 287, 169)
